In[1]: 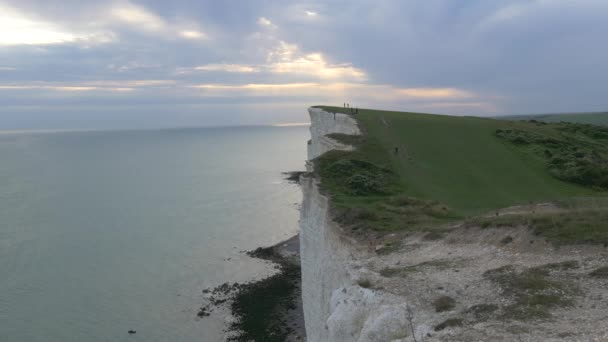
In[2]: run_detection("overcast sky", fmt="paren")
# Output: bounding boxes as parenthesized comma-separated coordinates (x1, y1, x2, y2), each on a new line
(1, 0, 607, 130)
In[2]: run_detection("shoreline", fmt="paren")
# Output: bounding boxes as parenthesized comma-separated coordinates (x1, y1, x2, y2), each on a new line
(248, 234, 305, 342)
(199, 234, 305, 341)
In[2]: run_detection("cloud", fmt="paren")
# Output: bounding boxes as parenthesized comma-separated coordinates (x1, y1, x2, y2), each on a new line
(110, 2, 167, 32)
(0, 79, 176, 92)
(257, 17, 277, 29)
(265, 41, 366, 81)
(0, 3, 112, 45)
(182, 41, 365, 81)
(0, 85, 133, 92)
(108, 1, 207, 40)
(189, 82, 475, 102)
(1, 0, 608, 129)
(192, 64, 260, 73)
(396, 88, 472, 99)
(179, 30, 206, 39)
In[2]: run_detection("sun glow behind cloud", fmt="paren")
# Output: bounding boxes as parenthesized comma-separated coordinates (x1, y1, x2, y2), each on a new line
(193, 64, 260, 73)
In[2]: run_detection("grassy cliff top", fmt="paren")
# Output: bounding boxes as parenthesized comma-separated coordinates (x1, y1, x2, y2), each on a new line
(312, 105, 608, 239)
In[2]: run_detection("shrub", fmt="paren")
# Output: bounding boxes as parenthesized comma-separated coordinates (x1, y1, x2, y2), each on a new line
(346, 173, 383, 195)
(495, 122, 608, 190)
(433, 296, 456, 312)
(357, 278, 372, 288)
(326, 159, 357, 176)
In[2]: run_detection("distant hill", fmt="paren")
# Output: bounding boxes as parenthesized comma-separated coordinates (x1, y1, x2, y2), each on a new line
(500, 112, 608, 126)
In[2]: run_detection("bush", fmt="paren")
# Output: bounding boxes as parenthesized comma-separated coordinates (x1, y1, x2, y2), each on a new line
(433, 296, 456, 312)
(346, 173, 383, 195)
(357, 278, 372, 288)
(326, 159, 357, 176)
(496, 122, 608, 190)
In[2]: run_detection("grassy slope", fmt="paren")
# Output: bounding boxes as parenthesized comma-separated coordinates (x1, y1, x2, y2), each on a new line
(505, 112, 608, 126)
(317, 106, 597, 217)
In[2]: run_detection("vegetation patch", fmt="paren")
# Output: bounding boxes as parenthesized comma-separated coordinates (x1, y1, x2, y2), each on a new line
(500, 235, 514, 245)
(465, 208, 608, 245)
(357, 278, 373, 289)
(465, 214, 529, 229)
(198, 244, 301, 342)
(465, 304, 499, 321)
(530, 210, 608, 245)
(531, 261, 579, 273)
(483, 265, 575, 320)
(282, 171, 306, 184)
(434, 318, 463, 331)
(317, 152, 393, 196)
(316, 148, 457, 232)
(589, 266, 608, 278)
(495, 122, 608, 189)
(326, 133, 366, 146)
(433, 296, 456, 312)
(380, 260, 457, 278)
(423, 230, 444, 241)
(374, 241, 402, 255)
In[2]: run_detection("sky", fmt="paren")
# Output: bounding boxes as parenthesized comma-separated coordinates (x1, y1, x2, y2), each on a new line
(0, 0, 607, 130)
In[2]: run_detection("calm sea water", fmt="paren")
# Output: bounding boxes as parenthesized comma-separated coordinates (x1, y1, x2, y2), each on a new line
(0, 126, 308, 342)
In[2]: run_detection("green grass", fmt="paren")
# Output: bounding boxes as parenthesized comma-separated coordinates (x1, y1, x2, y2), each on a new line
(316, 106, 602, 215)
(463, 197, 608, 245)
(483, 265, 576, 320)
(494, 124, 608, 188)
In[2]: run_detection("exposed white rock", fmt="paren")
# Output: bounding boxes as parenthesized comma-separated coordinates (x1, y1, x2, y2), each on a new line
(300, 107, 411, 342)
(306, 107, 360, 171)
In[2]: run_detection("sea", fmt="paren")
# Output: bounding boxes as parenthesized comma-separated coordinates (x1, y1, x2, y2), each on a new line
(0, 125, 309, 342)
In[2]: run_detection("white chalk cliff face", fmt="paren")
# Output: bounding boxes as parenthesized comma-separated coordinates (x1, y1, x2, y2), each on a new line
(300, 108, 412, 342)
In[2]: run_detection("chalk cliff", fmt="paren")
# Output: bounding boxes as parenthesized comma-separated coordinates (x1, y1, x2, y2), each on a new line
(300, 108, 414, 342)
